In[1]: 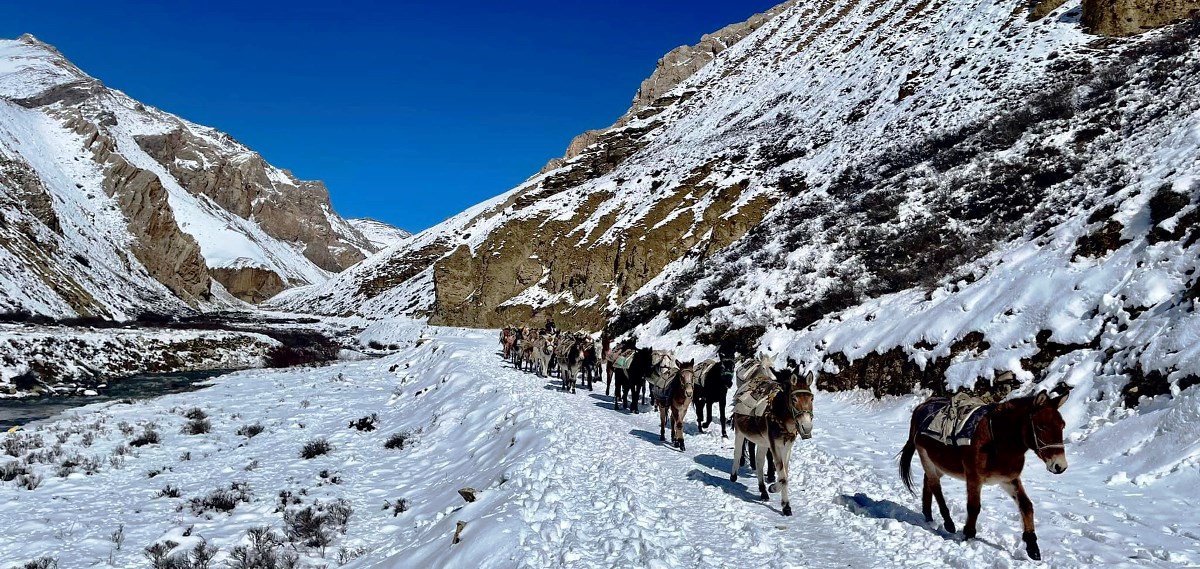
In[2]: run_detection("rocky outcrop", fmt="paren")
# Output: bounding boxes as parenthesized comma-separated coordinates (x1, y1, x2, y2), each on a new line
(430, 166, 774, 331)
(540, 2, 797, 173)
(65, 113, 212, 302)
(209, 267, 286, 304)
(135, 129, 373, 272)
(1083, 0, 1199, 35)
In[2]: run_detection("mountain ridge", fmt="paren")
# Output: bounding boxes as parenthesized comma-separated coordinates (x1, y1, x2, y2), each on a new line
(0, 34, 377, 315)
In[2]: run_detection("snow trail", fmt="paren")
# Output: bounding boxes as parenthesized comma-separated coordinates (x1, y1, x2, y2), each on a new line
(1, 323, 1196, 568)
(369, 329, 1199, 568)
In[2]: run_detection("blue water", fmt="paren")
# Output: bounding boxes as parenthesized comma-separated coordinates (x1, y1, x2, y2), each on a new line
(0, 369, 234, 429)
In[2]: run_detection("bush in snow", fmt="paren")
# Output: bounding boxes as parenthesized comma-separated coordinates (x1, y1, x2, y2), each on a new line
(182, 417, 212, 435)
(183, 408, 207, 421)
(18, 556, 57, 569)
(383, 498, 409, 516)
(349, 414, 378, 432)
(0, 459, 30, 482)
(318, 469, 342, 485)
(19, 471, 42, 490)
(283, 499, 353, 553)
(383, 432, 409, 450)
(186, 540, 218, 569)
(130, 426, 161, 447)
(337, 546, 368, 564)
(189, 481, 252, 516)
(228, 527, 298, 569)
(3, 432, 43, 457)
(143, 541, 183, 569)
(159, 484, 182, 498)
(237, 422, 266, 438)
(299, 438, 332, 459)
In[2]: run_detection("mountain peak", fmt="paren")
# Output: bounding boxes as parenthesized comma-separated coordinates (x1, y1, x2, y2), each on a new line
(0, 35, 94, 102)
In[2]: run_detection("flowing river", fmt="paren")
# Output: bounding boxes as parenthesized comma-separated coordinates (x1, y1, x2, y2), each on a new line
(0, 369, 235, 430)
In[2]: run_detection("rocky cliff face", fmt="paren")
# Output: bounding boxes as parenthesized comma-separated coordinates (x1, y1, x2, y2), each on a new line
(1083, 0, 1199, 35)
(0, 34, 376, 314)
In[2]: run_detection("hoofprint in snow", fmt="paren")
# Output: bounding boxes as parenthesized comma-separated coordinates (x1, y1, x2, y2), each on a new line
(0, 321, 1196, 568)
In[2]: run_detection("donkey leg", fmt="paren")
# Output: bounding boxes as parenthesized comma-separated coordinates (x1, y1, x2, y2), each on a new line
(929, 474, 955, 533)
(774, 440, 794, 516)
(754, 442, 769, 500)
(659, 407, 667, 441)
(964, 478, 982, 540)
(718, 400, 728, 438)
(921, 476, 934, 523)
(765, 449, 776, 484)
(1003, 478, 1040, 560)
(730, 430, 744, 482)
(695, 399, 706, 434)
(673, 407, 685, 451)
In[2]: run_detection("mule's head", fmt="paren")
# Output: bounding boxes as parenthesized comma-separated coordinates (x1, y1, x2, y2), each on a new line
(717, 357, 736, 389)
(1030, 390, 1069, 474)
(773, 367, 814, 439)
(678, 360, 695, 399)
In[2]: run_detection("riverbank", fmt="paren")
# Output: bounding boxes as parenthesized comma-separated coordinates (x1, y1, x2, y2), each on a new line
(0, 311, 355, 398)
(0, 369, 236, 429)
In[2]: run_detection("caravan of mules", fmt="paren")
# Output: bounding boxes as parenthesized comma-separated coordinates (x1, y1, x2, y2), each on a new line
(498, 326, 1072, 560)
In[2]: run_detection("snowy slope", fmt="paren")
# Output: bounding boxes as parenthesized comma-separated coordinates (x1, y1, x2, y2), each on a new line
(0, 34, 375, 315)
(275, 0, 1147, 332)
(347, 218, 411, 250)
(0, 322, 1194, 567)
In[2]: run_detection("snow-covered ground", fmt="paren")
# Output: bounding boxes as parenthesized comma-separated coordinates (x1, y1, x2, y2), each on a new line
(0, 320, 1194, 568)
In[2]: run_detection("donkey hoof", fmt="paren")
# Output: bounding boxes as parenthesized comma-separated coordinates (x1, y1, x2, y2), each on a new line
(782, 504, 792, 516)
(759, 492, 769, 501)
(659, 435, 666, 441)
(963, 527, 976, 540)
(944, 521, 956, 533)
(730, 474, 737, 482)
(1023, 532, 1041, 560)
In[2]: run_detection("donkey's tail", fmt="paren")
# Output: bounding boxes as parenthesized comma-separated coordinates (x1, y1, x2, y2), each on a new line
(898, 412, 919, 496)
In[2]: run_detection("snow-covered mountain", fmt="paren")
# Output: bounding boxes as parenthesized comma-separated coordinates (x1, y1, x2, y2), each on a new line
(274, 0, 1200, 408)
(0, 35, 377, 317)
(347, 218, 411, 251)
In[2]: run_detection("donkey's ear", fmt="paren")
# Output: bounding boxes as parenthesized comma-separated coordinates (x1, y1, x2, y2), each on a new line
(1033, 390, 1050, 407)
(1051, 391, 1068, 409)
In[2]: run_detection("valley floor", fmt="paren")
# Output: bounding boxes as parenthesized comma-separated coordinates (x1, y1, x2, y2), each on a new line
(0, 321, 1196, 568)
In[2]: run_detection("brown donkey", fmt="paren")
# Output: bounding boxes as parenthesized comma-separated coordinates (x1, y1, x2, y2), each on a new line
(654, 360, 695, 450)
(899, 390, 1069, 560)
(729, 363, 814, 516)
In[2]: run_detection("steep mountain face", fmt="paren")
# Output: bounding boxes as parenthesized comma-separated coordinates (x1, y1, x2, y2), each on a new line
(347, 218, 411, 250)
(279, 0, 1200, 411)
(0, 35, 376, 314)
(1083, 0, 1199, 35)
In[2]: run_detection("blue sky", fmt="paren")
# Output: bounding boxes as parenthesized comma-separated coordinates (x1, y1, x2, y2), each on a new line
(2, 1, 781, 231)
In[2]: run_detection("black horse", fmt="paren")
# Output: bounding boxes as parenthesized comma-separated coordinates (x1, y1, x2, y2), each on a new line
(694, 357, 736, 438)
(614, 347, 652, 414)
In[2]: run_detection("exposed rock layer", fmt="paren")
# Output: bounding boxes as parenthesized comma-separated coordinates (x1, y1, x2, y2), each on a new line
(1083, 0, 1200, 35)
